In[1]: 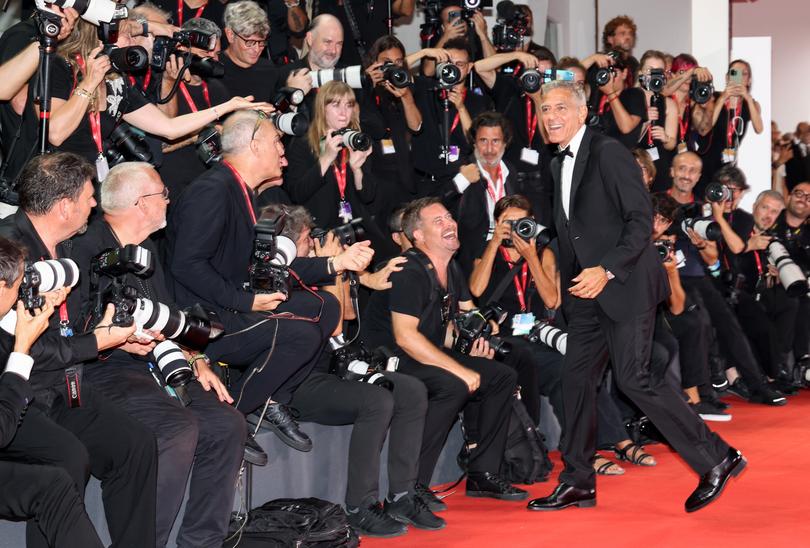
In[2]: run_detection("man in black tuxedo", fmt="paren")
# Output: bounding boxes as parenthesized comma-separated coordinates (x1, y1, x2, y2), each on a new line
(526, 81, 745, 514)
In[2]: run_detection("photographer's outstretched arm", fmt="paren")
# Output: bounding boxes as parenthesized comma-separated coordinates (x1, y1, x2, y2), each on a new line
(473, 51, 537, 89)
(392, 0, 415, 18)
(531, 247, 559, 310)
(0, 42, 39, 101)
(665, 262, 686, 315)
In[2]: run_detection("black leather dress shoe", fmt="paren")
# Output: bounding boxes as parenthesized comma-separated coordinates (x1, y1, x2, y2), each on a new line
(243, 434, 268, 466)
(527, 483, 596, 511)
(466, 472, 528, 501)
(685, 447, 747, 513)
(248, 403, 312, 452)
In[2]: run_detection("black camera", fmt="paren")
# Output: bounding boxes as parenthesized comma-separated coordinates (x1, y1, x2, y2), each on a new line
(189, 55, 225, 78)
(19, 259, 80, 312)
(270, 88, 308, 137)
(99, 45, 149, 73)
(639, 68, 666, 94)
(311, 218, 367, 247)
(704, 182, 733, 203)
(272, 87, 305, 113)
(517, 68, 575, 94)
(330, 344, 398, 391)
(152, 29, 218, 71)
(249, 215, 297, 297)
(689, 76, 714, 105)
(332, 128, 371, 151)
(504, 217, 554, 248)
(492, 0, 529, 52)
(766, 240, 809, 297)
(594, 51, 625, 86)
(526, 321, 567, 355)
(105, 123, 153, 167)
(453, 303, 512, 360)
(380, 62, 410, 89)
(152, 340, 194, 393)
(195, 125, 222, 168)
(435, 62, 463, 89)
(654, 239, 675, 261)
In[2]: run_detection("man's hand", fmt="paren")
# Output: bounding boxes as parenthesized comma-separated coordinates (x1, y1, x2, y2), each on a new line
(314, 231, 342, 257)
(470, 10, 488, 37)
(94, 304, 137, 351)
(40, 287, 69, 308)
(195, 360, 233, 403)
(252, 292, 287, 312)
(569, 266, 609, 299)
(440, 19, 467, 43)
(468, 336, 494, 359)
(490, 220, 512, 247)
(513, 52, 540, 69)
(163, 54, 191, 85)
(512, 233, 539, 261)
(459, 163, 480, 183)
(333, 241, 374, 272)
(12, 300, 55, 355)
(448, 86, 466, 109)
(51, 6, 79, 42)
(360, 256, 407, 290)
(286, 68, 313, 96)
(420, 48, 451, 62)
(650, 125, 668, 142)
(365, 62, 385, 87)
(747, 232, 772, 252)
(455, 364, 481, 392)
(686, 228, 709, 249)
(693, 67, 713, 82)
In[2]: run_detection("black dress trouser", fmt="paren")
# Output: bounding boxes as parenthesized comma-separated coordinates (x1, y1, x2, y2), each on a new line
(396, 350, 517, 485)
(85, 362, 246, 548)
(289, 370, 427, 507)
(734, 287, 799, 378)
(559, 298, 729, 490)
(0, 461, 103, 548)
(2, 384, 157, 548)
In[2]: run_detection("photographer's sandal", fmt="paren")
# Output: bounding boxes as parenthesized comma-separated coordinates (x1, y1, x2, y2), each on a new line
(614, 442, 656, 466)
(593, 453, 624, 476)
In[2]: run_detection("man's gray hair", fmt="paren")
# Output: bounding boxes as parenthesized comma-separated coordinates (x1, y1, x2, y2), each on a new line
(754, 189, 785, 208)
(101, 162, 156, 213)
(260, 204, 313, 242)
(183, 17, 222, 38)
(223, 0, 270, 38)
(221, 110, 264, 155)
(541, 80, 587, 106)
(130, 2, 170, 23)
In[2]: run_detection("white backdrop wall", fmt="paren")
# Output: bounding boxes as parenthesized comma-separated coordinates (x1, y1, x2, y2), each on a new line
(596, 0, 691, 60)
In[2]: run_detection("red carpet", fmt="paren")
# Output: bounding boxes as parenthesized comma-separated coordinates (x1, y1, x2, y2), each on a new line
(365, 391, 810, 547)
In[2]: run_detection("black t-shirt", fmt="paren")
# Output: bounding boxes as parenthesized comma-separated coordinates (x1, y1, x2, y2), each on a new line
(50, 58, 151, 164)
(479, 250, 548, 327)
(314, 0, 388, 67)
(589, 86, 646, 149)
(0, 19, 39, 183)
(363, 251, 471, 350)
(368, 89, 417, 192)
(411, 76, 491, 180)
(266, 0, 300, 64)
(159, 78, 230, 202)
(153, 0, 227, 27)
(720, 208, 758, 291)
(697, 100, 752, 197)
(771, 210, 810, 272)
(219, 54, 281, 103)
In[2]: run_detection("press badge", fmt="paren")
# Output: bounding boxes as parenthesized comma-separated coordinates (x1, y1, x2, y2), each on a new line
(95, 154, 110, 182)
(722, 148, 737, 164)
(448, 145, 460, 163)
(381, 139, 396, 154)
(511, 312, 535, 336)
(520, 147, 540, 165)
(677, 142, 688, 154)
(338, 200, 353, 222)
(646, 146, 660, 162)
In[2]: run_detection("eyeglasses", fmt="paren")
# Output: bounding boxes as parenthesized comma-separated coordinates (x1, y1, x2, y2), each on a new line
(233, 32, 267, 49)
(135, 186, 169, 205)
(792, 189, 810, 201)
(251, 110, 268, 141)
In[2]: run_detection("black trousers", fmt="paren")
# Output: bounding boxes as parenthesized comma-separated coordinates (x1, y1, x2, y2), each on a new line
(795, 295, 810, 360)
(559, 298, 729, 490)
(396, 349, 516, 485)
(2, 384, 157, 548)
(735, 287, 800, 378)
(665, 303, 712, 389)
(210, 291, 341, 414)
(289, 370, 427, 507)
(85, 361, 246, 548)
(0, 461, 103, 548)
(504, 337, 564, 426)
(681, 276, 766, 391)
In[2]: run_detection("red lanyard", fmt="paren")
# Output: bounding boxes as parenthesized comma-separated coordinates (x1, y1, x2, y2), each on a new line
(74, 54, 103, 154)
(332, 148, 348, 201)
(449, 88, 467, 134)
(178, 81, 211, 112)
(222, 160, 256, 224)
(499, 247, 529, 312)
(525, 96, 537, 145)
(673, 95, 690, 142)
(485, 165, 504, 204)
(750, 230, 764, 276)
(177, 0, 206, 25)
(725, 99, 742, 148)
(598, 94, 610, 115)
(127, 68, 152, 91)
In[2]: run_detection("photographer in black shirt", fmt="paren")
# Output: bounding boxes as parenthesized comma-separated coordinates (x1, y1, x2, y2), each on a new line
(363, 197, 527, 508)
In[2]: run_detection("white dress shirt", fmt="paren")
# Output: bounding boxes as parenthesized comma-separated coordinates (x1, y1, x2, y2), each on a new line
(560, 125, 587, 220)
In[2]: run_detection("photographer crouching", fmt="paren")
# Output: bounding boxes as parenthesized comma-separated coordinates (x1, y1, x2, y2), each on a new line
(363, 197, 528, 509)
(166, 110, 371, 451)
(69, 162, 246, 548)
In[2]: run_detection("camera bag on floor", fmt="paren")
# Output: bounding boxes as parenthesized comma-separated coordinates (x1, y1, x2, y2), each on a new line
(224, 497, 359, 548)
(499, 389, 553, 484)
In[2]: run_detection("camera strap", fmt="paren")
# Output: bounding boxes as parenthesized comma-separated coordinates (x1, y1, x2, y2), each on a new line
(498, 248, 529, 311)
(483, 254, 526, 309)
(525, 96, 537, 145)
(178, 81, 211, 112)
(725, 99, 743, 149)
(128, 69, 152, 92)
(449, 88, 467, 134)
(63, 364, 83, 408)
(176, 0, 206, 26)
(332, 149, 349, 200)
(341, 0, 367, 60)
(597, 94, 610, 115)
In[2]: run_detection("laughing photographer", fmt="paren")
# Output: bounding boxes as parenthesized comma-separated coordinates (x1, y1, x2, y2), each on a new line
(69, 162, 247, 548)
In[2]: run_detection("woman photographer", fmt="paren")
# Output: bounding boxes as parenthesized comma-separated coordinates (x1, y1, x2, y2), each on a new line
(636, 50, 678, 191)
(41, 19, 265, 176)
(588, 54, 646, 149)
(284, 80, 393, 257)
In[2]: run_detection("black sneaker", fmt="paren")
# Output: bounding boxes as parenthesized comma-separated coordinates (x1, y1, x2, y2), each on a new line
(346, 502, 407, 538)
(770, 378, 798, 396)
(749, 385, 788, 406)
(466, 472, 528, 501)
(414, 483, 447, 512)
(385, 493, 446, 531)
(243, 434, 268, 466)
(248, 403, 312, 452)
(726, 378, 751, 400)
(691, 401, 732, 422)
(711, 375, 730, 392)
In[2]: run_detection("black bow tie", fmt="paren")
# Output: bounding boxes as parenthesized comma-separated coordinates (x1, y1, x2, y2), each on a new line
(557, 146, 573, 158)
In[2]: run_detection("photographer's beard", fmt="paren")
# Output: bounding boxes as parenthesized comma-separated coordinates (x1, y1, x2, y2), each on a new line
(474, 149, 504, 172)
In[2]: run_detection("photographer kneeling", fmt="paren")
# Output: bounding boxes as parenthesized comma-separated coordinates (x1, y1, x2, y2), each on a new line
(70, 162, 246, 548)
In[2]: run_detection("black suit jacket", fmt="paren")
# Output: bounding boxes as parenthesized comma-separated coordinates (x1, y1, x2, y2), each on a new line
(0, 371, 33, 448)
(551, 128, 669, 322)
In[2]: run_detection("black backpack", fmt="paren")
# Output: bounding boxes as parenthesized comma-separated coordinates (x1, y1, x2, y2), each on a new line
(499, 390, 554, 484)
(224, 498, 359, 548)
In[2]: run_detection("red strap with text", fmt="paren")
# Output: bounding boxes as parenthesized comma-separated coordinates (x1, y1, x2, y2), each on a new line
(177, 0, 206, 25)
(222, 159, 256, 224)
(333, 148, 349, 201)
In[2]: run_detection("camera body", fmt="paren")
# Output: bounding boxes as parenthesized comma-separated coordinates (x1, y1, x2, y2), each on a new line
(689, 76, 714, 105)
(766, 239, 809, 297)
(249, 216, 297, 297)
(332, 128, 371, 151)
(594, 51, 625, 87)
(195, 125, 222, 167)
(681, 216, 722, 242)
(330, 344, 398, 391)
(36, 0, 121, 26)
(654, 239, 675, 261)
(639, 68, 667, 93)
(435, 62, 463, 89)
(189, 55, 225, 78)
(19, 259, 80, 312)
(270, 87, 309, 137)
(503, 217, 554, 248)
(704, 182, 733, 203)
(105, 123, 153, 167)
(311, 218, 366, 247)
(526, 321, 567, 355)
(310, 66, 365, 89)
(151, 29, 217, 71)
(491, 0, 529, 52)
(380, 62, 410, 89)
(518, 68, 574, 94)
(453, 303, 511, 359)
